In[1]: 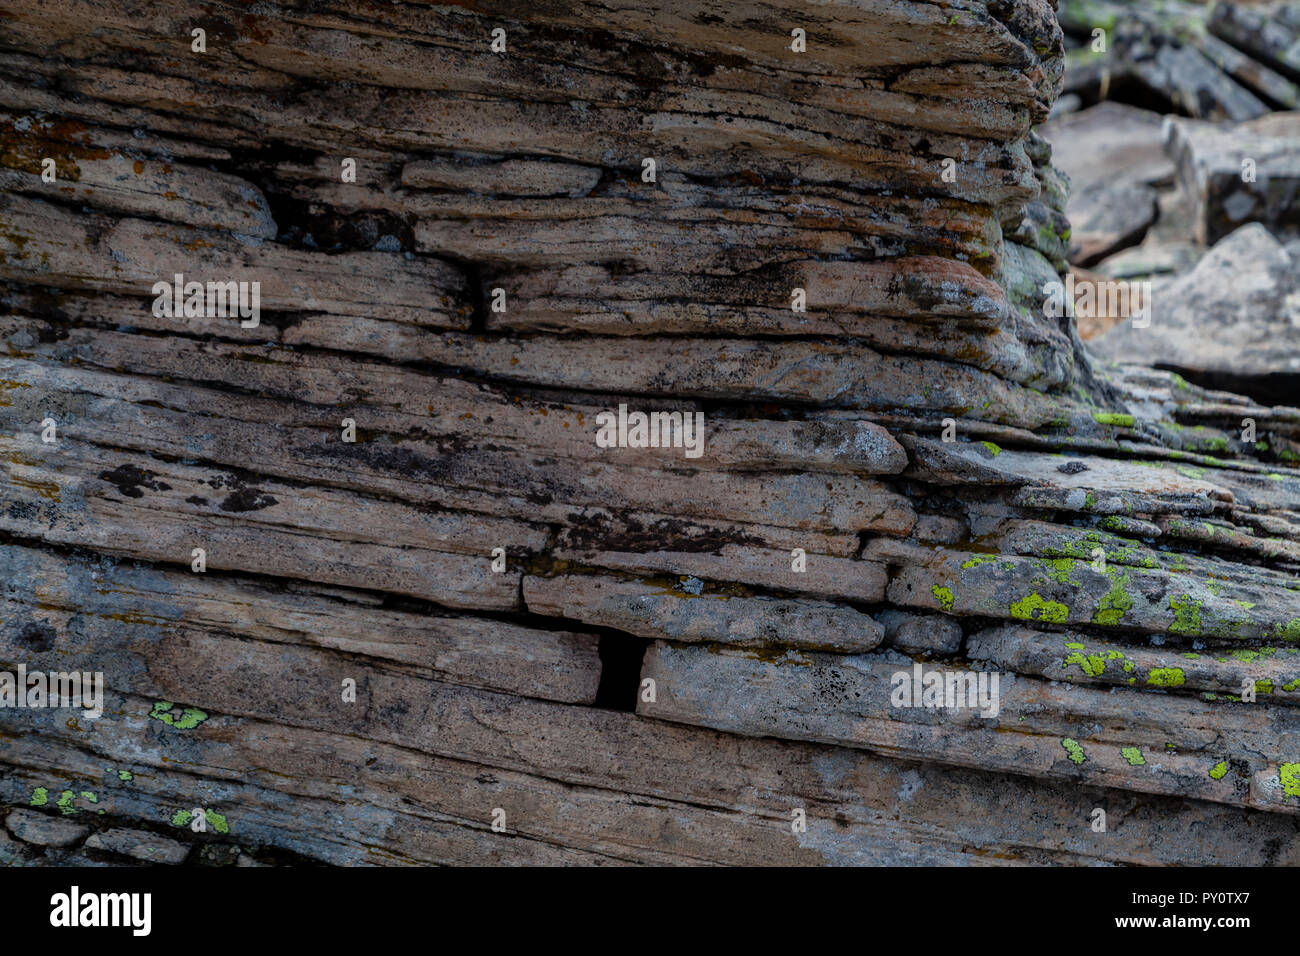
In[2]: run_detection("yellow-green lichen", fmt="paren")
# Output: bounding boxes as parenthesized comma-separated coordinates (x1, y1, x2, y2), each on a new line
(1121, 746, 1146, 766)
(1146, 667, 1185, 688)
(1064, 650, 1106, 678)
(1209, 761, 1228, 780)
(1040, 558, 1082, 586)
(1275, 618, 1300, 642)
(1092, 566, 1134, 627)
(1281, 763, 1300, 798)
(1061, 738, 1086, 765)
(1169, 594, 1202, 636)
(1011, 592, 1068, 623)
(930, 585, 954, 611)
(149, 700, 209, 730)
(1092, 412, 1135, 427)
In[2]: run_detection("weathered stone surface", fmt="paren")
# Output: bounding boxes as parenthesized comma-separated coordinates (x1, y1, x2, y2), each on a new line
(1058, 0, 1296, 119)
(1, 545, 603, 705)
(5, 808, 90, 847)
(84, 828, 190, 864)
(1041, 102, 1176, 195)
(1, 0, 1298, 869)
(1210, 1, 1300, 85)
(639, 641, 1300, 813)
(1165, 111, 1300, 244)
(968, 625, 1300, 703)
(524, 573, 884, 653)
(1091, 223, 1300, 402)
(1066, 179, 1160, 265)
(876, 609, 965, 656)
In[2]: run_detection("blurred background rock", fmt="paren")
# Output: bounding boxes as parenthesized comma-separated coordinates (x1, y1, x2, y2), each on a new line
(1049, 0, 1300, 406)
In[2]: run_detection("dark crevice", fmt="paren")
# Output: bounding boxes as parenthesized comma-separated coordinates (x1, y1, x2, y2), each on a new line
(1158, 365, 1300, 412)
(593, 633, 649, 711)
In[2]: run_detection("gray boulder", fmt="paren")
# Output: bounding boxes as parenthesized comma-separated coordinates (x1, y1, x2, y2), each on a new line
(1092, 223, 1300, 404)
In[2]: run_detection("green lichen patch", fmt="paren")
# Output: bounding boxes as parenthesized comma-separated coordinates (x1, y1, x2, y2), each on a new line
(1168, 594, 1202, 636)
(1209, 761, 1228, 780)
(1281, 763, 1300, 798)
(1011, 592, 1068, 624)
(1275, 618, 1300, 643)
(1092, 566, 1134, 627)
(1146, 667, 1185, 688)
(1121, 746, 1146, 766)
(1092, 412, 1135, 428)
(149, 700, 209, 730)
(930, 585, 954, 611)
(167, 807, 229, 833)
(29, 786, 48, 806)
(1061, 738, 1086, 765)
(1039, 558, 1082, 586)
(1064, 649, 1106, 678)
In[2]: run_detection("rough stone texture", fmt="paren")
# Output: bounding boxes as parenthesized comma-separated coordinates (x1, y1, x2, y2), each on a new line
(1059, 0, 1300, 119)
(876, 609, 965, 656)
(84, 827, 191, 864)
(1041, 102, 1177, 194)
(1093, 223, 1300, 403)
(1039, 103, 1172, 266)
(1209, 1, 1300, 85)
(1066, 179, 1160, 265)
(1, 0, 1299, 868)
(1165, 111, 1300, 244)
(5, 808, 90, 847)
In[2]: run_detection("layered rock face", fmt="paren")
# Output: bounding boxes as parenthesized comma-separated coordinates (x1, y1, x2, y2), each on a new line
(1, 0, 1299, 866)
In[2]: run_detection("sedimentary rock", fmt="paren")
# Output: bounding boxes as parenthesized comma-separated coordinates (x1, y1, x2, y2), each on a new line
(1, 0, 1298, 869)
